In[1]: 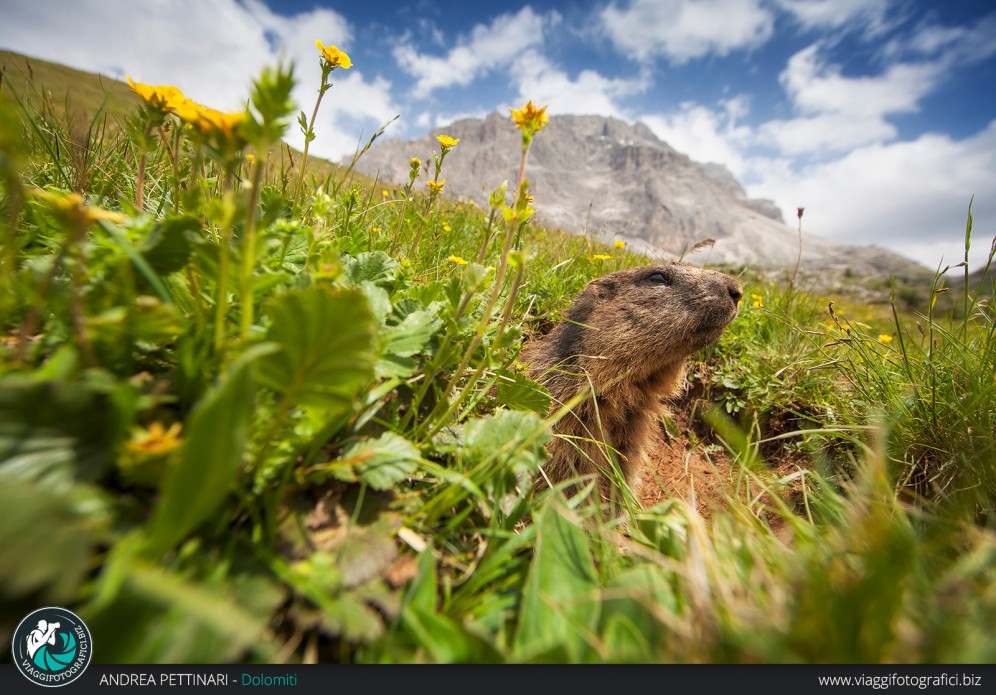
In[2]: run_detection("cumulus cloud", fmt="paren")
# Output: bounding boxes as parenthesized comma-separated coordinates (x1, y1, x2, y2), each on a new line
(0, 0, 397, 160)
(749, 122, 996, 268)
(640, 97, 753, 177)
(509, 50, 649, 119)
(392, 7, 549, 98)
(600, 0, 774, 62)
(774, 0, 893, 34)
(754, 43, 944, 156)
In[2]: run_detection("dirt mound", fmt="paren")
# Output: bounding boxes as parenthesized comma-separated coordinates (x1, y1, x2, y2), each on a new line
(637, 395, 806, 529)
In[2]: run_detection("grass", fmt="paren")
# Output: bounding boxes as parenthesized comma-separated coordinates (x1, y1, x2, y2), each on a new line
(0, 51, 994, 665)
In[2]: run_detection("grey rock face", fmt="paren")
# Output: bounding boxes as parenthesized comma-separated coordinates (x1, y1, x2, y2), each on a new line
(351, 113, 922, 274)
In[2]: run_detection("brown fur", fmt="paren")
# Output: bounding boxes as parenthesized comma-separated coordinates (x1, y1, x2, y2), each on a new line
(523, 263, 742, 508)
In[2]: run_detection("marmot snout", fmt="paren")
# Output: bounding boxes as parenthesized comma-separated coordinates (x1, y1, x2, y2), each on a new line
(524, 263, 742, 508)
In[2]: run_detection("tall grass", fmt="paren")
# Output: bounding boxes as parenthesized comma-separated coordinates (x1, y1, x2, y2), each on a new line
(0, 52, 993, 665)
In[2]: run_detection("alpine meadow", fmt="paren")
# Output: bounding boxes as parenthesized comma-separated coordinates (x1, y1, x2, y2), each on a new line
(1, 42, 994, 666)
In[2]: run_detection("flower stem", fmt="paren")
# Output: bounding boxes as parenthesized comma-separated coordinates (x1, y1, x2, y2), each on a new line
(293, 85, 328, 211)
(240, 160, 265, 339)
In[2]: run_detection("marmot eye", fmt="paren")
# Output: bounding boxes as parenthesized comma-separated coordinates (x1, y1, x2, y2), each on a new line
(648, 272, 671, 285)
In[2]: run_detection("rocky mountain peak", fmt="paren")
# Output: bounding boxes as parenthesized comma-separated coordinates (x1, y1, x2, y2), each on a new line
(350, 113, 919, 275)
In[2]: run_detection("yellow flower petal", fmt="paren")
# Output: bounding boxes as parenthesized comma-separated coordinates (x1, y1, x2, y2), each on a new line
(127, 76, 187, 112)
(510, 100, 549, 135)
(427, 179, 445, 194)
(448, 255, 468, 265)
(128, 422, 182, 455)
(592, 254, 612, 261)
(437, 134, 460, 148)
(316, 40, 352, 69)
(614, 240, 625, 249)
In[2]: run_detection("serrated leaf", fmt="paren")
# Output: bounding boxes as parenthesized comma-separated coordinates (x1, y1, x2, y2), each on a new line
(384, 308, 441, 358)
(514, 503, 599, 662)
(343, 251, 399, 289)
(342, 432, 425, 491)
(257, 285, 377, 413)
(496, 370, 551, 415)
(461, 410, 549, 475)
(359, 280, 391, 320)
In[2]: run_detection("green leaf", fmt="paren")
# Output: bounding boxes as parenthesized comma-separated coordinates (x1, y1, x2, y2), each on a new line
(343, 251, 399, 290)
(514, 503, 599, 662)
(461, 410, 549, 476)
(342, 432, 425, 491)
(496, 370, 552, 415)
(383, 308, 441, 358)
(403, 542, 437, 614)
(403, 606, 505, 663)
(140, 215, 199, 275)
(0, 477, 96, 603)
(84, 562, 282, 662)
(0, 377, 118, 482)
(257, 285, 377, 412)
(146, 347, 266, 555)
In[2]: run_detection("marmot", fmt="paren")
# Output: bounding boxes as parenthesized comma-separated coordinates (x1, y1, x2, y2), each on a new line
(523, 263, 742, 508)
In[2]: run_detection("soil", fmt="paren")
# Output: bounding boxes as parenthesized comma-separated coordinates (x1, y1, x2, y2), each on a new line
(637, 392, 807, 530)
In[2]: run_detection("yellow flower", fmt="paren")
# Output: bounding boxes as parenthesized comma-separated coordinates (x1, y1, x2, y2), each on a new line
(592, 253, 612, 261)
(443, 224, 452, 232)
(437, 134, 460, 148)
(382, 189, 389, 197)
(245, 153, 256, 166)
(510, 100, 549, 135)
(614, 240, 626, 249)
(31, 189, 126, 226)
(128, 422, 182, 455)
(448, 255, 468, 265)
(171, 99, 245, 138)
(127, 76, 186, 111)
(316, 40, 352, 69)
(427, 179, 445, 194)
(410, 157, 421, 168)
(878, 334, 894, 344)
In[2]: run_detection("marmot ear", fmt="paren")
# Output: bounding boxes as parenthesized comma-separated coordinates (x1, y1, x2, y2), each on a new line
(587, 277, 618, 299)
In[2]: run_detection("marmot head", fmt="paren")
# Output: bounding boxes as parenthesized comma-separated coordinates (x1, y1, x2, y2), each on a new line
(564, 263, 742, 374)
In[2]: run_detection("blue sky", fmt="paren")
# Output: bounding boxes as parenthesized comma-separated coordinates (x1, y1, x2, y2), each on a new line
(2, 0, 995, 269)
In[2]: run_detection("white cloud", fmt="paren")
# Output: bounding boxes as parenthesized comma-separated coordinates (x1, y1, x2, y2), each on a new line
(757, 43, 943, 156)
(509, 50, 648, 119)
(393, 7, 549, 98)
(749, 122, 996, 268)
(780, 45, 940, 119)
(635, 91, 995, 270)
(0, 0, 397, 160)
(600, 0, 774, 62)
(775, 0, 892, 34)
(640, 97, 753, 176)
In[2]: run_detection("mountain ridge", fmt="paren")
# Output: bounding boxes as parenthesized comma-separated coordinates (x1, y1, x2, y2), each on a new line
(352, 112, 925, 277)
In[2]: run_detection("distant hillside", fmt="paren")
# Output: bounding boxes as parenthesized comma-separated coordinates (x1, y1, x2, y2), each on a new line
(0, 50, 352, 185)
(1, 50, 139, 120)
(353, 112, 926, 278)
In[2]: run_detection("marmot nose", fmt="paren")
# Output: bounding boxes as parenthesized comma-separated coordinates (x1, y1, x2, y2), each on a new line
(726, 279, 743, 303)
